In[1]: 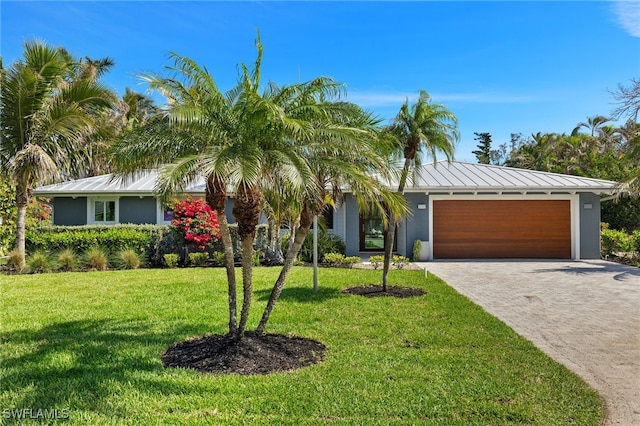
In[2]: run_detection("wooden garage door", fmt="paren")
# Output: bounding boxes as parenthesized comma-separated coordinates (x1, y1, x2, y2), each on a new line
(433, 200, 571, 259)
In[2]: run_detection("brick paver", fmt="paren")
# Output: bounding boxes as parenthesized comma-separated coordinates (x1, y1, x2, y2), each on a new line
(418, 260, 640, 426)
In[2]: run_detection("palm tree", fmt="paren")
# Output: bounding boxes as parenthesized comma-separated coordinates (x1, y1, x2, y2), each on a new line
(0, 40, 116, 261)
(381, 91, 458, 290)
(112, 35, 318, 339)
(571, 115, 610, 137)
(256, 86, 408, 334)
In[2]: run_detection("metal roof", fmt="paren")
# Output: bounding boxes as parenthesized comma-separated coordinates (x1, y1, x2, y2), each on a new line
(33, 170, 206, 196)
(33, 161, 617, 196)
(401, 161, 617, 194)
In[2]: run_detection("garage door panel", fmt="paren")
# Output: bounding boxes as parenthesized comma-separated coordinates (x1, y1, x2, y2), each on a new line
(433, 200, 571, 259)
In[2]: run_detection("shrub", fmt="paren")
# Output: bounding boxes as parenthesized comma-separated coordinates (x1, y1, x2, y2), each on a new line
(84, 247, 109, 271)
(6, 249, 25, 273)
(601, 229, 634, 256)
(57, 249, 77, 272)
(163, 253, 179, 268)
(171, 197, 220, 251)
(343, 256, 362, 268)
(253, 251, 262, 267)
(633, 230, 640, 254)
(369, 255, 384, 269)
(211, 251, 226, 267)
(323, 253, 345, 266)
(27, 250, 54, 274)
(188, 252, 209, 267)
(412, 240, 421, 262)
(289, 229, 345, 263)
(117, 249, 142, 270)
(393, 255, 410, 270)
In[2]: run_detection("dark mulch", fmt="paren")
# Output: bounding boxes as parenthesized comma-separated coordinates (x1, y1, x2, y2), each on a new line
(162, 331, 326, 375)
(341, 285, 426, 298)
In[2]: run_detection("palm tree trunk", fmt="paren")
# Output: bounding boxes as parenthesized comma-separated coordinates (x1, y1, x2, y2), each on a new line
(14, 180, 29, 260)
(256, 205, 313, 335)
(381, 157, 412, 290)
(237, 235, 254, 337)
(218, 213, 237, 334)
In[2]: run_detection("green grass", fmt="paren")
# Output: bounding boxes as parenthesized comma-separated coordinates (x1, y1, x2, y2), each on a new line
(1, 268, 603, 425)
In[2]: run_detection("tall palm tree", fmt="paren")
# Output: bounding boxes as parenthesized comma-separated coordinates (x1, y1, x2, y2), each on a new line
(381, 91, 458, 290)
(0, 40, 117, 261)
(571, 115, 610, 137)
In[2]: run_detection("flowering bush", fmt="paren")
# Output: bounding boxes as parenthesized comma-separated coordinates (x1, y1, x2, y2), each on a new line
(170, 197, 220, 251)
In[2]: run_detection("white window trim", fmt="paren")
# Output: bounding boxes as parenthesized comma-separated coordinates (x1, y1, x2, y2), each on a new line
(427, 194, 580, 261)
(87, 197, 119, 225)
(156, 199, 174, 225)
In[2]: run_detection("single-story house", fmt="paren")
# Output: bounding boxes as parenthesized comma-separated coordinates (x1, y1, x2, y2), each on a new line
(33, 161, 617, 260)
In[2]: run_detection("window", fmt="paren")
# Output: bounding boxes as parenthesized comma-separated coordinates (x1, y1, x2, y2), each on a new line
(359, 210, 396, 251)
(89, 198, 118, 224)
(163, 207, 174, 222)
(94, 200, 115, 223)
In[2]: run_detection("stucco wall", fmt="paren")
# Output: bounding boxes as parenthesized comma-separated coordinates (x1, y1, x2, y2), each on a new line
(53, 197, 87, 226)
(403, 193, 430, 258)
(579, 192, 602, 259)
(120, 197, 157, 224)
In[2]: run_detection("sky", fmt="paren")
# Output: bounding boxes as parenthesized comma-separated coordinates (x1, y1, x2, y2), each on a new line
(2, 1, 639, 162)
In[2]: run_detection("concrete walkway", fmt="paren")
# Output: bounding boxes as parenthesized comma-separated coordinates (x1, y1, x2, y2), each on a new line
(417, 260, 640, 426)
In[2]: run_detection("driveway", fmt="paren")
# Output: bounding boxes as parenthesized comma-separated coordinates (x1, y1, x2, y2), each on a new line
(418, 260, 640, 426)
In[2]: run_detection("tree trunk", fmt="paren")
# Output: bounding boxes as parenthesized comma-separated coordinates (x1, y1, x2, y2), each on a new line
(381, 156, 412, 289)
(232, 184, 262, 340)
(237, 235, 255, 337)
(256, 204, 313, 335)
(14, 180, 29, 261)
(205, 175, 237, 335)
(218, 213, 237, 334)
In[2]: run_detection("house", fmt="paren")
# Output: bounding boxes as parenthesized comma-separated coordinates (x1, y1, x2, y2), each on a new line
(33, 161, 617, 260)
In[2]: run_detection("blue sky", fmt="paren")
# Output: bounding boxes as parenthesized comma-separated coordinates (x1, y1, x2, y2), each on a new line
(2, 1, 639, 161)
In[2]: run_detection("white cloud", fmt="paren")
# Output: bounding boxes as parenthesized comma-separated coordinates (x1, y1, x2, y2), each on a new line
(345, 91, 544, 107)
(612, 1, 640, 38)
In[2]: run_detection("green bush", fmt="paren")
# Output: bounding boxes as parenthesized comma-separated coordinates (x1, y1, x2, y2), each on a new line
(393, 255, 410, 270)
(285, 229, 345, 263)
(57, 249, 77, 272)
(211, 251, 226, 267)
(163, 253, 179, 268)
(601, 229, 634, 256)
(117, 249, 142, 270)
(188, 252, 209, 267)
(343, 256, 362, 268)
(84, 247, 109, 271)
(633, 230, 640, 254)
(369, 255, 384, 269)
(27, 250, 55, 274)
(412, 240, 421, 262)
(323, 253, 345, 266)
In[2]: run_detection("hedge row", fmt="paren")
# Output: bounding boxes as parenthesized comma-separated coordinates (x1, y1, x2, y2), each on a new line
(26, 224, 269, 267)
(601, 229, 640, 256)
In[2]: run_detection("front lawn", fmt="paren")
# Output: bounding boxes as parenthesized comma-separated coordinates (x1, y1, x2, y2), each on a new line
(1, 268, 603, 425)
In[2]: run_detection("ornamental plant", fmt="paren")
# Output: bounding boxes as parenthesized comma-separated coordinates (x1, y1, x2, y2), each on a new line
(170, 197, 220, 252)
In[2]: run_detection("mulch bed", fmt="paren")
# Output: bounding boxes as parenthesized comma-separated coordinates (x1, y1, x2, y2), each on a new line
(162, 331, 326, 375)
(341, 285, 426, 298)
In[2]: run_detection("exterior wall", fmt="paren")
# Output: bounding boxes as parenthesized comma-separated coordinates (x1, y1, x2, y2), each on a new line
(120, 197, 157, 224)
(344, 194, 361, 256)
(579, 192, 602, 259)
(53, 197, 87, 225)
(403, 193, 430, 258)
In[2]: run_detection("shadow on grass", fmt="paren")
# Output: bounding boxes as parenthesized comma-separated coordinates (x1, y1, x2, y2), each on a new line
(1, 319, 210, 418)
(254, 285, 342, 303)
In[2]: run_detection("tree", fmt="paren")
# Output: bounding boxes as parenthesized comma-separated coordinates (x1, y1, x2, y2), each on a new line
(571, 115, 610, 137)
(381, 91, 458, 291)
(472, 132, 492, 164)
(0, 40, 117, 261)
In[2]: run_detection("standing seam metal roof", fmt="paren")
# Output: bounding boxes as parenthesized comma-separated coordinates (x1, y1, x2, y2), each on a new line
(33, 161, 617, 195)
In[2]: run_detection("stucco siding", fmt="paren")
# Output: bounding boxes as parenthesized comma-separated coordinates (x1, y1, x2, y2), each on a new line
(120, 197, 157, 224)
(344, 195, 360, 256)
(579, 192, 602, 259)
(53, 197, 87, 225)
(403, 193, 430, 257)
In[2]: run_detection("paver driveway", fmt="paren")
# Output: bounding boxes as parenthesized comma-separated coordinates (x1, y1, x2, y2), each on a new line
(419, 260, 640, 426)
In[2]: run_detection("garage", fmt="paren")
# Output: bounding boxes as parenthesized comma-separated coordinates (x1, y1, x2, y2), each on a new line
(432, 199, 572, 259)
